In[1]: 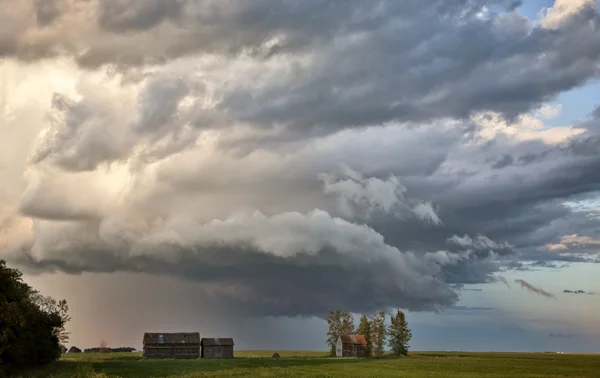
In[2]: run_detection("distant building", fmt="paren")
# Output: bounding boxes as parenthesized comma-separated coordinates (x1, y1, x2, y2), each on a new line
(143, 332, 200, 359)
(336, 335, 367, 357)
(201, 338, 234, 359)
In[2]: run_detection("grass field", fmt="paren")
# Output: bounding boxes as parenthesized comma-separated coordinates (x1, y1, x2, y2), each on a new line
(16, 351, 600, 377)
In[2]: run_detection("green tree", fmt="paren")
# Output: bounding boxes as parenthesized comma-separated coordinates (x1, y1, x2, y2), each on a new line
(388, 309, 412, 356)
(0, 260, 68, 375)
(326, 309, 342, 356)
(356, 315, 372, 357)
(371, 311, 386, 358)
(56, 299, 71, 344)
(340, 312, 355, 337)
(31, 293, 71, 344)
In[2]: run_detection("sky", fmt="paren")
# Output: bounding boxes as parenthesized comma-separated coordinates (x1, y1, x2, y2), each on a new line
(1, 0, 600, 352)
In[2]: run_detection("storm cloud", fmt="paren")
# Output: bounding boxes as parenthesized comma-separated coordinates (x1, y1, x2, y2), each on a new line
(1, 0, 600, 321)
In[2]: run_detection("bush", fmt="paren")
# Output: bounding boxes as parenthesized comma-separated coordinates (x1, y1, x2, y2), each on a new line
(0, 260, 68, 374)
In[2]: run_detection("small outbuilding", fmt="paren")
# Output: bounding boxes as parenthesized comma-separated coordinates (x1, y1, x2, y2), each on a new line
(143, 332, 200, 359)
(336, 335, 367, 357)
(201, 338, 234, 359)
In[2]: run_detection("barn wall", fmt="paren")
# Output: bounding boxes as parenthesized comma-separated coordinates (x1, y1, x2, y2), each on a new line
(174, 344, 200, 358)
(202, 345, 234, 359)
(356, 345, 367, 357)
(341, 343, 354, 357)
(143, 344, 199, 359)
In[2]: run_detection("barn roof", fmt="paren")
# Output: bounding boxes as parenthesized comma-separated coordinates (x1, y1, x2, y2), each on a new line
(338, 335, 367, 345)
(143, 332, 200, 344)
(201, 338, 234, 346)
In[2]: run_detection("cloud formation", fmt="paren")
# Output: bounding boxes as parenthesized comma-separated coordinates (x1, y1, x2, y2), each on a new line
(1, 0, 600, 320)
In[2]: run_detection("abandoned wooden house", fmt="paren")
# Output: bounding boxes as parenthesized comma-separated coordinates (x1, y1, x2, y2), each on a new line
(200, 338, 234, 359)
(142, 332, 200, 359)
(336, 335, 367, 357)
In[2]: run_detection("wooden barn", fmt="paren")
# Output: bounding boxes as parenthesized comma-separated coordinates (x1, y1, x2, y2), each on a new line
(201, 338, 234, 359)
(336, 335, 367, 357)
(143, 332, 200, 359)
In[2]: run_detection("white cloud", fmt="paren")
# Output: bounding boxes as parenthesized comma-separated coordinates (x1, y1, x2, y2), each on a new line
(472, 110, 585, 145)
(536, 104, 563, 120)
(541, 0, 595, 30)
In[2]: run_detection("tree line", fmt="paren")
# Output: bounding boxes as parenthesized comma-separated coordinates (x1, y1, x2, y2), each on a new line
(326, 309, 412, 357)
(0, 260, 71, 375)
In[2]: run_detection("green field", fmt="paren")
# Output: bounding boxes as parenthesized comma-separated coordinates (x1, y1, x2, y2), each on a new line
(16, 351, 600, 377)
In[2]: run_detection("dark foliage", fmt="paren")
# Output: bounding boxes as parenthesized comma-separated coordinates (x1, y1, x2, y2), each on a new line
(83, 347, 136, 353)
(68, 346, 82, 353)
(0, 260, 68, 375)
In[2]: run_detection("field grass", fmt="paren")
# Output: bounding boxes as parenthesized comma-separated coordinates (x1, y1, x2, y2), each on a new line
(15, 350, 600, 377)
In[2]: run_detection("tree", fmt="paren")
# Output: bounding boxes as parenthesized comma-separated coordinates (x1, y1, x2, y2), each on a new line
(56, 299, 71, 344)
(0, 260, 68, 375)
(356, 315, 372, 357)
(387, 309, 412, 356)
(30, 294, 71, 344)
(68, 346, 82, 353)
(326, 309, 342, 356)
(370, 311, 386, 358)
(339, 312, 355, 337)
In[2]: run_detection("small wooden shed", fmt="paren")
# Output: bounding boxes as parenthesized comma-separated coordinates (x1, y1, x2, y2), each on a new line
(143, 332, 200, 359)
(201, 338, 234, 359)
(336, 335, 367, 357)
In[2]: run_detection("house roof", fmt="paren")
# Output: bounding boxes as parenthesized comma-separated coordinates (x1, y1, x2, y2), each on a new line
(201, 338, 234, 346)
(338, 335, 367, 345)
(143, 332, 200, 344)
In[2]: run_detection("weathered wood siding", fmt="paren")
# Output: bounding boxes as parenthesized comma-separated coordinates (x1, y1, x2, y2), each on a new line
(143, 344, 200, 359)
(201, 345, 234, 359)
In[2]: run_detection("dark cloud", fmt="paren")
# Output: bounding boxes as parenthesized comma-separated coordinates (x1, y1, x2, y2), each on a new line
(6, 209, 462, 317)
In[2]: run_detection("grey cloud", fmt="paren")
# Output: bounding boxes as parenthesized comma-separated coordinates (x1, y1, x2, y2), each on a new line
(0, 0, 598, 135)
(319, 167, 442, 224)
(6, 209, 460, 316)
(98, 0, 184, 32)
(491, 154, 514, 169)
(216, 3, 600, 138)
(13, 100, 600, 313)
(30, 93, 130, 172)
(135, 77, 189, 135)
(34, 0, 66, 27)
